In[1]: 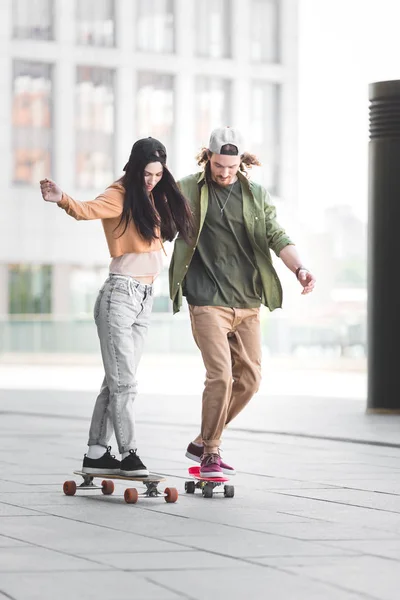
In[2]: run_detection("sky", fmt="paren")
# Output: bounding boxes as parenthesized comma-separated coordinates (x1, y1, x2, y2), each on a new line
(298, 0, 400, 228)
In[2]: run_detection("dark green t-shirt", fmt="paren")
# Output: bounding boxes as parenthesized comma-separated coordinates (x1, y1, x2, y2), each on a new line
(183, 179, 263, 308)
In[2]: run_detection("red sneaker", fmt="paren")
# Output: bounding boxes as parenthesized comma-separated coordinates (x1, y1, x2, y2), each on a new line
(186, 442, 236, 476)
(200, 453, 224, 478)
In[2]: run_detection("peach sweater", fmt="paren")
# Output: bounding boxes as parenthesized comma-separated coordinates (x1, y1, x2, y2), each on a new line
(57, 181, 162, 257)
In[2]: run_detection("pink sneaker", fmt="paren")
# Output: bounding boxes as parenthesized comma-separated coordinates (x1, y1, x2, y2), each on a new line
(200, 453, 224, 478)
(185, 442, 236, 476)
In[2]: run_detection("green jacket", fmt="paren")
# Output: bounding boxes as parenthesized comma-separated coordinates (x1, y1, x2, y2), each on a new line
(169, 170, 293, 314)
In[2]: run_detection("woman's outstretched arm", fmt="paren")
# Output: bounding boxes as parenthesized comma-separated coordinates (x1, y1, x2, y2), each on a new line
(39, 178, 123, 221)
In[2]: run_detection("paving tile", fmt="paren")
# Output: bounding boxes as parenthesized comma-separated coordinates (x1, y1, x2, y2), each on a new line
(286, 555, 400, 600)
(334, 480, 400, 494)
(241, 520, 400, 541)
(0, 492, 96, 507)
(274, 488, 400, 512)
(0, 546, 111, 573)
(148, 567, 366, 600)
(287, 505, 400, 531)
(81, 549, 246, 571)
(319, 539, 400, 561)
(252, 554, 364, 568)
(0, 503, 42, 517)
(0, 535, 28, 548)
(34, 503, 235, 539)
(1, 474, 67, 485)
(0, 571, 183, 600)
(0, 516, 188, 554)
(0, 480, 33, 492)
(162, 531, 358, 558)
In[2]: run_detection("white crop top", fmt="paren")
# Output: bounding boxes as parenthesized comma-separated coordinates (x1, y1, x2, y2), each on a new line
(109, 249, 164, 282)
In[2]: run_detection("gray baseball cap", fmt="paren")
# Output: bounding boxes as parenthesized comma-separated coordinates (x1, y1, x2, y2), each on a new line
(208, 126, 244, 156)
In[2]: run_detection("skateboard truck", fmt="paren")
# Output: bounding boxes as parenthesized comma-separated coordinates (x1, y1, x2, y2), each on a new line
(78, 475, 160, 497)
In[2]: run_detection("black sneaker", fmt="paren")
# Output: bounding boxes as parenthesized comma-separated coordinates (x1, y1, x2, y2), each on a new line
(82, 446, 120, 475)
(120, 450, 149, 477)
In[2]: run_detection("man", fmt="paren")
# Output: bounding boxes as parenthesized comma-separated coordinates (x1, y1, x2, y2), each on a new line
(169, 127, 315, 478)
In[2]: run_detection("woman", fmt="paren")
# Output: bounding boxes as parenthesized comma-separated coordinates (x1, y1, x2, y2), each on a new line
(40, 137, 193, 476)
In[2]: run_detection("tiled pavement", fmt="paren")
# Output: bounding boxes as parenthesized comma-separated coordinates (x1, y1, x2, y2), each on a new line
(0, 370, 400, 599)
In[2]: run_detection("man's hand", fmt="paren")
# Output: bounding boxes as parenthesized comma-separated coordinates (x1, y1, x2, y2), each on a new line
(297, 268, 316, 295)
(278, 246, 316, 296)
(40, 178, 62, 203)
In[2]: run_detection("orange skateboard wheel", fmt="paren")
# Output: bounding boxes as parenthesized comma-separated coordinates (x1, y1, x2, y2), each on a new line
(63, 480, 77, 496)
(164, 487, 178, 503)
(101, 480, 114, 495)
(124, 488, 139, 504)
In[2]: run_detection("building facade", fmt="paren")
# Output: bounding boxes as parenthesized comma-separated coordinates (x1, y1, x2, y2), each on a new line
(0, 0, 298, 352)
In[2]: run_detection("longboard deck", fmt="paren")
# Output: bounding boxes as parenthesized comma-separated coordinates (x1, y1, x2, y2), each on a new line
(74, 471, 165, 483)
(188, 466, 229, 483)
(65, 471, 178, 503)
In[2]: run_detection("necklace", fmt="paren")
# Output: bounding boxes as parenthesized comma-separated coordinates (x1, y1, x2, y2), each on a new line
(212, 180, 235, 216)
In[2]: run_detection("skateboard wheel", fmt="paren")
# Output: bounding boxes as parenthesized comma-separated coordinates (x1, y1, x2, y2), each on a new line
(224, 485, 234, 498)
(124, 488, 139, 504)
(63, 480, 77, 496)
(202, 484, 213, 498)
(164, 487, 178, 503)
(185, 481, 196, 494)
(101, 480, 114, 495)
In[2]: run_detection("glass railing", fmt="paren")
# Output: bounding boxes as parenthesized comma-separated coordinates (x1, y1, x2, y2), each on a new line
(0, 312, 367, 357)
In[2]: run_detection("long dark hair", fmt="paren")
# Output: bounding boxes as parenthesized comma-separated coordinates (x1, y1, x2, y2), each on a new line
(117, 137, 194, 244)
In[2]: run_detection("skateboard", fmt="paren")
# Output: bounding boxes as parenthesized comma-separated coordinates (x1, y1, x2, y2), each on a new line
(184, 466, 234, 498)
(63, 471, 178, 504)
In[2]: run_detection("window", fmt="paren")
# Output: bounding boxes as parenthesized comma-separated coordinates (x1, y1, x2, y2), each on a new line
(8, 265, 52, 314)
(196, 0, 231, 59)
(136, 73, 174, 161)
(12, 61, 53, 185)
(76, 67, 115, 189)
(152, 268, 171, 312)
(250, 0, 280, 63)
(250, 82, 280, 194)
(76, 0, 115, 47)
(195, 77, 231, 149)
(70, 266, 108, 315)
(136, 0, 174, 53)
(13, 0, 53, 40)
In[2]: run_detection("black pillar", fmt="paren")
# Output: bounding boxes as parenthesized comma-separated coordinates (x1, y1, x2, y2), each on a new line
(368, 80, 400, 412)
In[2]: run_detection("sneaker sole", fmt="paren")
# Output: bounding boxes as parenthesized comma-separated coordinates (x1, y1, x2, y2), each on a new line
(221, 468, 236, 476)
(185, 450, 202, 463)
(82, 467, 120, 475)
(119, 469, 149, 477)
(200, 471, 224, 478)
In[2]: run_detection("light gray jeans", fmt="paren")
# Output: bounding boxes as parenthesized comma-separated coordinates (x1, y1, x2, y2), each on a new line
(88, 274, 154, 454)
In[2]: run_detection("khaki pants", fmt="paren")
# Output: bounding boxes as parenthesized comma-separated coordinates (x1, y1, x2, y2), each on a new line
(189, 305, 262, 454)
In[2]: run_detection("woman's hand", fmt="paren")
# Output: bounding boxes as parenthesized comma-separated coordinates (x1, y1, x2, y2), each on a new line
(40, 178, 62, 203)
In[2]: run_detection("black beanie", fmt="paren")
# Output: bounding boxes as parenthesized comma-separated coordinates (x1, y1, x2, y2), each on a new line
(123, 137, 167, 171)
